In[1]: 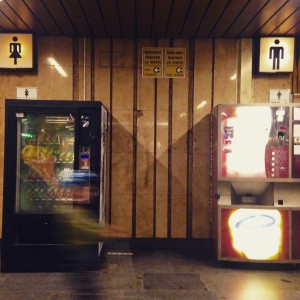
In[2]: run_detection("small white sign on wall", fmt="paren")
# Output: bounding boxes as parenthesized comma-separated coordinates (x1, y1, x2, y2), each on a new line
(16, 87, 38, 99)
(269, 89, 291, 104)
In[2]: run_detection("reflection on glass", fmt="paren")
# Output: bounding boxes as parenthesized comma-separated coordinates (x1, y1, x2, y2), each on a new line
(17, 113, 76, 213)
(221, 106, 289, 178)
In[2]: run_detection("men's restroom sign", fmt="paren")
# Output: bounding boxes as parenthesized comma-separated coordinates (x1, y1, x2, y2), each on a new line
(259, 37, 295, 73)
(0, 33, 34, 69)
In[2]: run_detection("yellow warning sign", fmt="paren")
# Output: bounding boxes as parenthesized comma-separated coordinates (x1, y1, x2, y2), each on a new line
(164, 48, 186, 78)
(142, 47, 163, 78)
(0, 33, 34, 69)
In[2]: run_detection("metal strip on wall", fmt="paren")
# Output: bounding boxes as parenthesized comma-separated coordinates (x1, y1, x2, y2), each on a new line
(167, 39, 174, 238)
(91, 38, 95, 101)
(73, 37, 79, 101)
(186, 39, 195, 238)
(132, 39, 138, 238)
(108, 39, 114, 224)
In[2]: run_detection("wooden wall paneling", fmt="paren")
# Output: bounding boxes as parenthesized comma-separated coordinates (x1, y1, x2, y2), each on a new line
(94, 39, 112, 222)
(257, 0, 300, 36)
(78, 38, 92, 101)
(6, 0, 48, 34)
(132, 39, 138, 237)
(180, 0, 210, 38)
(110, 39, 134, 237)
(186, 39, 195, 238)
(295, 38, 300, 94)
(117, 0, 136, 38)
(155, 39, 169, 238)
(237, 39, 253, 104)
(225, 0, 269, 37)
(252, 73, 292, 103)
(136, 0, 154, 38)
(55, 0, 93, 37)
(80, 0, 108, 37)
(42, 0, 78, 36)
(94, 39, 111, 108)
(0, 103, 3, 239)
(91, 38, 95, 101)
(165, 0, 193, 38)
(98, 0, 122, 38)
(213, 39, 237, 105)
(225, 40, 238, 103)
(192, 40, 213, 238)
(51, 38, 73, 100)
(152, 0, 173, 38)
(167, 39, 173, 238)
(240, 0, 289, 37)
(194, 0, 232, 38)
(24, 0, 65, 35)
(136, 39, 155, 237)
(170, 39, 189, 238)
(210, 0, 250, 38)
(73, 37, 80, 100)
(277, 6, 300, 36)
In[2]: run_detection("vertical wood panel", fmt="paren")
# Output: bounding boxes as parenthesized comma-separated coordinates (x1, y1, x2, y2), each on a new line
(73, 37, 79, 100)
(156, 39, 169, 237)
(136, 40, 155, 237)
(192, 40, 213, 238)
(171, 39, 189, 238)
(110, 39, 134, 237)
(94, 38, 112, 223)
(214, 39, 237, 105)
(187, 39, 195, 238)
(132, 39, 138, 237)
(167, 40, 173, 237)
(237, 39, 253, 104)
(91, 38, 95, 101)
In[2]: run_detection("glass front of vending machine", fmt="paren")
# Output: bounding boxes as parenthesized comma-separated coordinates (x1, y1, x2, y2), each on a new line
(1, 100, 107, 272)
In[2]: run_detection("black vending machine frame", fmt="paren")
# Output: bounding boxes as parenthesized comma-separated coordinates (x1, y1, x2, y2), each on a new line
(1, 99, 107, 272)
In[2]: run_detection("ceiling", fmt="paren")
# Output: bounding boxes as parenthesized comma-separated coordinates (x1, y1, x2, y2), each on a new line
(0, 0, 299, 39)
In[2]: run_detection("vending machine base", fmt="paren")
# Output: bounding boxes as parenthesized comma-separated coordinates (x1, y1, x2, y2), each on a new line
(1, 244, 104, 272)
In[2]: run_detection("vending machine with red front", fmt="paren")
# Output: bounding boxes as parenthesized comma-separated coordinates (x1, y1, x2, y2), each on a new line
(1, 99, 108, 272)
(212, 104, 300, 264)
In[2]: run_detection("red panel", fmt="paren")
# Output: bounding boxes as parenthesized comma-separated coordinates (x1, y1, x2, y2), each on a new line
(292, 211, 300, 259)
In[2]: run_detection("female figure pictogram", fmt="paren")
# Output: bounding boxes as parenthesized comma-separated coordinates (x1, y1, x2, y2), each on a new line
(9, 36, 22, 65)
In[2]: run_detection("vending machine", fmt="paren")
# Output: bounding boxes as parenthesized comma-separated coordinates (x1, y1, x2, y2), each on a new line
(212, 104, 300, 263)
(1, 99, 108, 272)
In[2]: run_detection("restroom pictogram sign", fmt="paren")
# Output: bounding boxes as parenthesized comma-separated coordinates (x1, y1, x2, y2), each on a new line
(259, 37, 295, 73)
(0, 33, 34, 69)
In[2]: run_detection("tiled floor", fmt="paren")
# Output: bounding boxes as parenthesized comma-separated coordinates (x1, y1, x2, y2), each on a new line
(1, 247, 300, 300)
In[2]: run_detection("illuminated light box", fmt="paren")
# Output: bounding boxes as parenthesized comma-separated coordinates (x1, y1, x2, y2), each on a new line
(221, 208, 289, 261)
(0, 33, 36, 70)
(259, 37, 295, 73)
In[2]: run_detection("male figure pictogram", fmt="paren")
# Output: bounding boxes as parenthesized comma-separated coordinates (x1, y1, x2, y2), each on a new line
(269, 39, 284, 70)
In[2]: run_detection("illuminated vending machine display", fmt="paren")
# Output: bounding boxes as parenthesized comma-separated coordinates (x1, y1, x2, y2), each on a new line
(221, 208, 289, 261)
(212, 104, 300, 264)
(220, 106, 289, 179)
